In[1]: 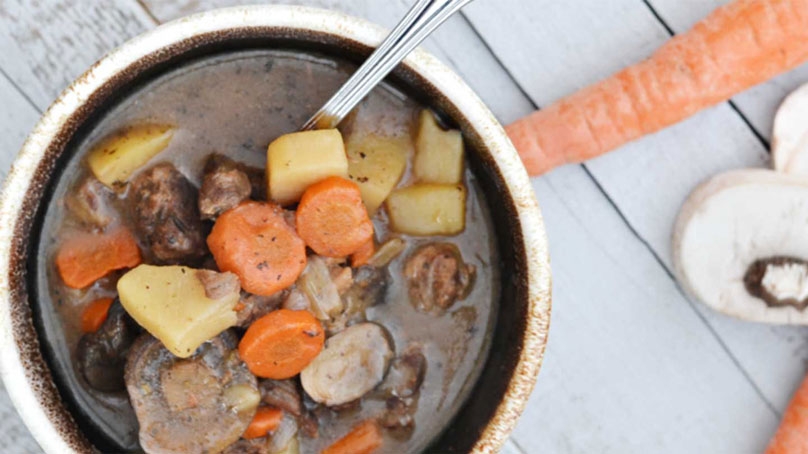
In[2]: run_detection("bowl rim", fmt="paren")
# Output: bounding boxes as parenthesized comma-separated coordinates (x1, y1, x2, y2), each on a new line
(0, 5, 552, 453)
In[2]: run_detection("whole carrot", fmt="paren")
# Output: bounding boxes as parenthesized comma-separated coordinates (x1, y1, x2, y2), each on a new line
(508, 0, 808, 175)
(766, 374, 808, 454)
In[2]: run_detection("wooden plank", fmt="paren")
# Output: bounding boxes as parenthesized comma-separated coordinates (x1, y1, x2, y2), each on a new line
(0, 73, 41, 180)
(0, 0, 784, 451)
(463, 0, 808, 414)
(0, 0, 153, 109)
(512, 166, 778, 452)
(647, 0, 808, 140)
(0, 384, 41, 453)
(143, 1, 790, 450)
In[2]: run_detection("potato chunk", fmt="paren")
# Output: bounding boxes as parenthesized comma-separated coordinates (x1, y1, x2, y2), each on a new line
(87, 124, 174, 188)
(413, 110, 464, 184)
(346, 134, 410, 213)
(386, 183, 466, 236)
(267, 129, 349, 205)
(117, 265, 241, 358)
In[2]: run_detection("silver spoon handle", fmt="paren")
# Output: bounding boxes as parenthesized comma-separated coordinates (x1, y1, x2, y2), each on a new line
(301, 0, 474, 130)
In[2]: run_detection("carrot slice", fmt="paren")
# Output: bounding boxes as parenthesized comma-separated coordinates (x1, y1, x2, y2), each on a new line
(322, 419, 383, 454)
(55, 227, 141, 289)
(766, 374, 808, 453)
(80, 297, 114, 333)
(243, 407, 284, 439)
(207, 201, 307, 296)
(351, 237, 375, 268)
(296, 176, 373, 258)
(238, 309, 324, 379)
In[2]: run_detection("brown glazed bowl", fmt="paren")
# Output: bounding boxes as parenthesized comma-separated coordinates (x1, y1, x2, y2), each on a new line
(0, 5, 551, 453)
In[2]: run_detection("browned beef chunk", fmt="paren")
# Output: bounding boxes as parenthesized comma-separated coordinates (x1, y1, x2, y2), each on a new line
(326, 266, 388, 335)
(380, 345, 426, 399)
(64, 176, 114, 229)
(379, 397, 417, 430)
(259, 379, 318, 438)
(378, 346, 425, 430)
(125, 332, 259, 454)
(77, 300, 140, 392)
(129, 163, 207, 263)
(236, 290, 287, 328)
(403, 243, 476, 314)
(198, 154, 253, 220)
(259, 379, 302, 416)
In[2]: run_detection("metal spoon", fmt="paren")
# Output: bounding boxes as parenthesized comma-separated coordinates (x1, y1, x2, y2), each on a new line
(301, 0, 475, 131)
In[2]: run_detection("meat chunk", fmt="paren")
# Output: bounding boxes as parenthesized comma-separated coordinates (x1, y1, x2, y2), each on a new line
(77, 299, 140, 392)
(198, 154, 253, 220)
(403, 243, 476, 313)
(326, 266, 388, 335)
(259, 379, 318, 438)
(125, 331, 260, 454)
(380, 345, 426, 399)
(377, 346, 425, 430)
(379, 397, 417, 430)
(129, 163, 207, 263)
(64, 176, 114, 229)
(236, 290, 287, 328)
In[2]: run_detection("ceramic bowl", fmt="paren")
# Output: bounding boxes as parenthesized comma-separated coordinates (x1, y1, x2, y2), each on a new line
(0, 5, 551, 453)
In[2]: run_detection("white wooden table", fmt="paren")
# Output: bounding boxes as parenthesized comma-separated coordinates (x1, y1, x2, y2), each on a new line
(1, 0, 807, 452)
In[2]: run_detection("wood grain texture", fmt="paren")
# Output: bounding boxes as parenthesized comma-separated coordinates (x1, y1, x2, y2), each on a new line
(463, 0, 808, 416)
(0, 72, 40, 180)
(0, 0, 153, 110)
(0, 0, 799, 452)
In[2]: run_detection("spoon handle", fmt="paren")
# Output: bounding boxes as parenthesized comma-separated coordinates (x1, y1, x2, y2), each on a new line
(301, 0, 474, 131)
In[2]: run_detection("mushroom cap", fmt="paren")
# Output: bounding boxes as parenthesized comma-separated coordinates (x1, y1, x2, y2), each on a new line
(300, 322, 393, 406)
(772, 82, 808, 175)
(125, 332, 259, 453)
(673, 169, 808, 324)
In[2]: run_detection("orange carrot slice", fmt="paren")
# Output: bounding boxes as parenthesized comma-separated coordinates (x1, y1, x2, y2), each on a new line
(208, 201, 306, 296)
(243, 407, 284, 439)
(322, 419, 383, 454)
(55, 227, 141, 289)
(508, 0, 808, 175)
(296, 177, 373, 258)
(351, 237, 375, 268)
(80, 297, 114, 333)
(238, 309, 324, 379)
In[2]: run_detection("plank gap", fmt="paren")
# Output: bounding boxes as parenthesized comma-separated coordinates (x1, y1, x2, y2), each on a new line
(459, 5, 778, 407)
(458, 11, 538, 110)
(0, 67, 42, 115)
(134, 0, 160, 25)
(580, 164, 781, 419)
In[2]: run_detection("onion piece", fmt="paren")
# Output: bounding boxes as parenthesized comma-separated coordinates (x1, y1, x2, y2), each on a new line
(368, 238, 406, 267)
(298, 256, 342, 320)
(268, 413, 298, 454)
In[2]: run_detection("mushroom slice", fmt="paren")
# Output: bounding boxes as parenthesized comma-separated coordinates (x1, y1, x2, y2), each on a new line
(773, 82, 808, 175)
(301, 323, 393, 406)
(673, 169, 808, 324)
(125, 332, 259, 454)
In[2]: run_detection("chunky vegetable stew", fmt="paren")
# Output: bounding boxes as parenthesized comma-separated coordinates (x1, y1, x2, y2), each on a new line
(36, 50, 498, 453)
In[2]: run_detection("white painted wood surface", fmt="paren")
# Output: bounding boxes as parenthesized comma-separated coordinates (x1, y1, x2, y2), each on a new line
(0, 0, 805, 452)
